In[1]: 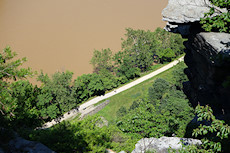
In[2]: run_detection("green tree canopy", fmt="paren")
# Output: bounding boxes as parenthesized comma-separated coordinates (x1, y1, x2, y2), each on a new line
(73, 73, 106, 102)
(113, 50, 141, 82)
(37, 71, 77, 120)
(0, 46, 32, 124)
(148, 78, 170, 101)
(8, 80, 41, 127)
(90, 48, 113, 73)
(121, 28, 157, 70)
(154, 28, 185, 63)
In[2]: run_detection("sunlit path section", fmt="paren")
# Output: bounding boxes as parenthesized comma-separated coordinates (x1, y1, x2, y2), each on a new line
(42, 56, 184, 128)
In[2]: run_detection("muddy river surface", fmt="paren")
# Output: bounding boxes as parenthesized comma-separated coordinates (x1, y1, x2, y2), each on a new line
(0, 0, 167, 80)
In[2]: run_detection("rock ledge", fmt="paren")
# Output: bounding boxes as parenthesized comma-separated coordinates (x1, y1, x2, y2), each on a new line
(132, 136, 201, 153)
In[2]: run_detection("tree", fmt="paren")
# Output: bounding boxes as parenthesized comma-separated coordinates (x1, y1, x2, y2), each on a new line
(73, 74, 92, 102)
(98, 68, 119, 90)
(9, 80, 41, 127)
(113, 50, 141, 82)
(37, 71, 78, 120)
(148, 78, 170, 101)
(154, 28, 185, 63)
(87, 73, 105, 96)
(90, 48, 113, 73)
(160, 90, 194, 136)
(121, 28, 157, 71)
(129, 100, 140, 111)
(73, 73, 106, 103)
(156, 48, 175, 63)
(147, 78, 194, 136)
(172, 62, 188, 90)
(120, 28, 184, 65)
(0, 46, 32, 124)
(116, 100, 177, 138)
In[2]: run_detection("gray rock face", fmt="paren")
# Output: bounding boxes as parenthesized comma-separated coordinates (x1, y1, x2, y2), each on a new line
(162, 0, 211, 23)
(131, 137, 201, 153)
(184, 32, 230, 114)
(200, 32, 230, 55)
(9, 137, 55, 153)
(162, 0, 226, 35)
(162, 0, 230, 116)
(188, 32, 230, 66)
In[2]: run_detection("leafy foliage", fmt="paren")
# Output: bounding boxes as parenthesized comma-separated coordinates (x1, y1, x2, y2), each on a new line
(88, 28, 185, 98)
(90, 48, 113, 73)
(121, 28, 185, 67)
(148, 78, 170, 101)
(156, 48, 175, 63)
(154, 28, 185, 63)
(37, 71, 78, 120)
(179, 105, 230, 152)
(75, 116, 113, 152)
(98, 68, 119, 90)
(200, 0, 230, 32)
(192, 105, 230, 152)
(116, 106, 127, 118)
(172, 62, 188, 89)
(0, 46, 32, 126)
(129, 100, 140, 111)
(23, 115, 137, 153)
(113, 50, 141, 81)
(8, 80, 41, 127)
(23, 121, 88, 153)
(121, 28, 157, 70)
(117, 100, 177, 138)
(117, 76, 194, 138)
(73, 73, 106, 103)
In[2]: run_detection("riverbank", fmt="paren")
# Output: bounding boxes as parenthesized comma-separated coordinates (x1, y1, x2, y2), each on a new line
(41, 56, 184, 129)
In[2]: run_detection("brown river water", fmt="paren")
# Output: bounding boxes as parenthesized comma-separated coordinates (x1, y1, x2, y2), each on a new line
(0, 0, 167, 81)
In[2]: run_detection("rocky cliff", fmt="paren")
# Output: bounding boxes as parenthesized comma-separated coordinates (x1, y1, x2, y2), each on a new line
(162, 0, 230, 117)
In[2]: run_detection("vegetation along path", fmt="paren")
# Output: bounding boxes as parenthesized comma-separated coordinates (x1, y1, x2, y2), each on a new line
(42, 56, 184, 128)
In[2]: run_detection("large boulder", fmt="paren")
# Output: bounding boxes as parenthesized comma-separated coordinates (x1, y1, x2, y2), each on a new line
(132, 137, 201, 153)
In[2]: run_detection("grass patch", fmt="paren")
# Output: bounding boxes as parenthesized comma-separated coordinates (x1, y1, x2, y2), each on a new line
(130, 92, 141, 99)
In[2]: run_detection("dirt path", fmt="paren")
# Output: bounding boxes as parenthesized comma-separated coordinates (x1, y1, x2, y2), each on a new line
(42, 56, 184, 128)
